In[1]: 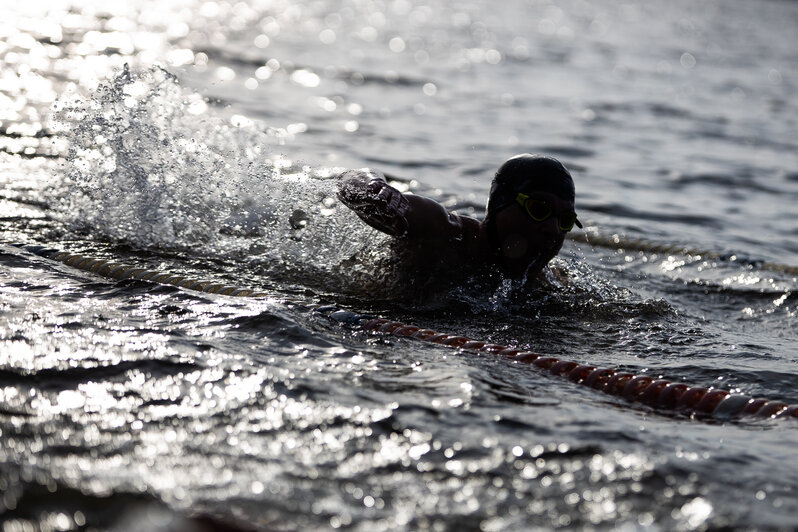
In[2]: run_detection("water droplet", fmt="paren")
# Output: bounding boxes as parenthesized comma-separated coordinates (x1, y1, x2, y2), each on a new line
(389, 37, 406, 53)
(680, 52, 696, 69)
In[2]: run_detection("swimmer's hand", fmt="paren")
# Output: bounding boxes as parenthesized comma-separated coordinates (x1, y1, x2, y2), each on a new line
(337, 169, 410, 237)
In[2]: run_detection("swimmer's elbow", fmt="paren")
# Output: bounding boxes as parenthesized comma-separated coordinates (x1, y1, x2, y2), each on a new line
(404, 195, 463, 240)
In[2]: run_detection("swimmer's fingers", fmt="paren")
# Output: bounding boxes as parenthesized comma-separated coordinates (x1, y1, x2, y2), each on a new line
(338, 170, 388, 205)
(375, 184, 400, 208)
(367, 178, 387, 196)
(337, 180, 369, 203)
(356, 210, 409, 237)
(350, 194, 410, 236)
(384, 190, 411, 224)
(342, 180, 396, 210)
(340, 187, 386, 209)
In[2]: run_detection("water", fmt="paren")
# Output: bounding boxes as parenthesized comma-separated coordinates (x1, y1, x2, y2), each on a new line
(1, 0, 797, 530)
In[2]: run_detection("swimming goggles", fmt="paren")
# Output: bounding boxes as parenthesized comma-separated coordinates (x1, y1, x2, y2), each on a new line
(515, 192, 583, 232)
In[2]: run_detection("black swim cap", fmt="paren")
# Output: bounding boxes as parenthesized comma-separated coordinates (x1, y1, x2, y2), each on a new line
(484, 154, 576, 247)
(488, 153, 575, 211)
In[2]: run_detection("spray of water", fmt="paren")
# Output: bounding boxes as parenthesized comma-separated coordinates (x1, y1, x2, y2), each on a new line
(48, 65, 390, 295)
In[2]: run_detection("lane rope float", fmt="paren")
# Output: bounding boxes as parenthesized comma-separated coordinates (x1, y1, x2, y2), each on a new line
(11, 243, 798, 422)
(568, 231, 798, 276)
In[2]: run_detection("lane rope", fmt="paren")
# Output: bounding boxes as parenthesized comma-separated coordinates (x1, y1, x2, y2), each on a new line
(11, 243, 798, 422)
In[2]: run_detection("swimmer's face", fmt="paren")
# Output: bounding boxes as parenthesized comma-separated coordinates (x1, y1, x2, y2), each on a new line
(493, 191, 572, 279)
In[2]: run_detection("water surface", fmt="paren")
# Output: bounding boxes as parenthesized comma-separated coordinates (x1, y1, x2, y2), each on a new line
(1, 1, 797, 530)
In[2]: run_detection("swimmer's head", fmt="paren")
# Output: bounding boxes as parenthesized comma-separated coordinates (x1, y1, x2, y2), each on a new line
(485, 154, 575, 223)
(484, 154, 579, 277)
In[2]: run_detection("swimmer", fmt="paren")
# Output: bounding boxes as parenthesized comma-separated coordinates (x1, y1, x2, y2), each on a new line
(337, 153, 581, 287)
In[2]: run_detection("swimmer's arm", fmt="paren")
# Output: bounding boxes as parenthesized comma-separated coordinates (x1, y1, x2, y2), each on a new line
(337, 169, 411, 236)
(337, 169, 462, 239)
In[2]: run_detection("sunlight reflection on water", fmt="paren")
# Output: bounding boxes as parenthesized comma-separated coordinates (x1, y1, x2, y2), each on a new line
(1, 0, 798, 530)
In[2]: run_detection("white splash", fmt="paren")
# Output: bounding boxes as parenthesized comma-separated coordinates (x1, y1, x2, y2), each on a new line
(49, 65, 388, 294)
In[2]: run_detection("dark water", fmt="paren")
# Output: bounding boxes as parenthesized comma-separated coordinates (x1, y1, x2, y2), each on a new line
(2, 0, 797, 530)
